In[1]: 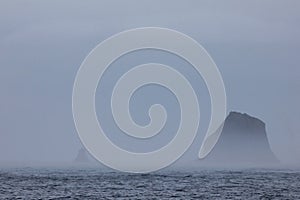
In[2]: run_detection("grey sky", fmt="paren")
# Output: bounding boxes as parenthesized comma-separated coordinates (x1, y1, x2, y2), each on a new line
(0, 0, 299, 164)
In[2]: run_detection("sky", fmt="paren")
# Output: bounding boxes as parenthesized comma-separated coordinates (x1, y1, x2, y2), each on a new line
(0, 0, 300, 165)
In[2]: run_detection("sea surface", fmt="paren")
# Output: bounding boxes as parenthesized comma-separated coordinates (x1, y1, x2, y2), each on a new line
(0, 167, 300, 199)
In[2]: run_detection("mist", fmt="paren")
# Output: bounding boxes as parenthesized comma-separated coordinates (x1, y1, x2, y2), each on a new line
(0, 0, 300, 169)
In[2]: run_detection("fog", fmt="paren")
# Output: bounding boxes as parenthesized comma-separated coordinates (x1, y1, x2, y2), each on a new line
(0, 0, 300, 168)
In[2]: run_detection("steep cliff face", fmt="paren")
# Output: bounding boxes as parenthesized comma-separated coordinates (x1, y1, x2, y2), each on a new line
(203, 112, 278, 166)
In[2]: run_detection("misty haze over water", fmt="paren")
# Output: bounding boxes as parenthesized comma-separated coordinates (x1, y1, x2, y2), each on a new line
(1, 0, 300, 166)
(1, 0, 300, 199)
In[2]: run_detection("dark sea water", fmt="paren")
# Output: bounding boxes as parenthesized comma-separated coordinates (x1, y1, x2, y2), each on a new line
(0, 168, 300, 199)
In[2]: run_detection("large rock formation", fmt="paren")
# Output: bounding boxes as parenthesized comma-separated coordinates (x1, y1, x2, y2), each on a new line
(74, 112, 279, 168)
(202, 111, 278, 166)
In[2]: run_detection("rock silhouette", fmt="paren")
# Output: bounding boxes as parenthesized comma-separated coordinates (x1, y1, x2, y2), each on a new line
(202, 111, 278, 166)
(74, 148, 94, 163)
(74, 111, 279, 168)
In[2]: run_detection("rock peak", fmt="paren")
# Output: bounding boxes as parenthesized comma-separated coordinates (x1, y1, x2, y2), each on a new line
(202, 111, 278, 166)
(226, 111, 266, 133)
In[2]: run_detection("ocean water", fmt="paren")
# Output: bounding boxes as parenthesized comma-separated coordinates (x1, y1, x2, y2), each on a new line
(0, 168, 300, 199)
